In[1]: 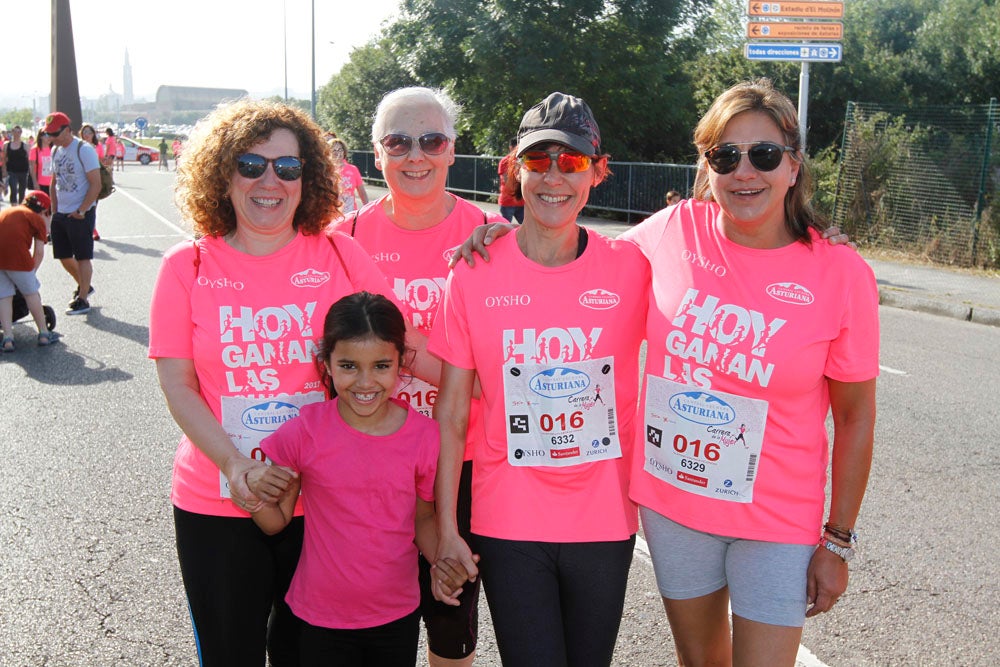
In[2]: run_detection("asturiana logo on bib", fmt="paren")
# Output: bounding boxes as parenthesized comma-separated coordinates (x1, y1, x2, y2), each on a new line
(241, 401, 301, 432)
(668, 391, 735, 426)
(579, 289, 621, 310)
(529, 367, 591, 399)
(766, 282, 814, 305)
(291, 268, 330, 288)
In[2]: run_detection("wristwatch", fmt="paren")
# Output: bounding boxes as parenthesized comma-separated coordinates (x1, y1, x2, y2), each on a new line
(77, 208, 85, 216)
(820, 536, 855, 562)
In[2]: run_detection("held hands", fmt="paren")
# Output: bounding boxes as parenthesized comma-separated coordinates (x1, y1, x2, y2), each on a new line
(222, 454, 267, 513)
(430, 554, 481, 606)
(805, 545, 850, 617)
(247, 464, 298, 504)
(449, 222, 517, 268)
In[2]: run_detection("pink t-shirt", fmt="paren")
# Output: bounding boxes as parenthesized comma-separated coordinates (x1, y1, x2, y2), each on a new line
(428, 229, 650, 542)
(29, 146, 53, 186)
(148, 231, 400, 517)
(262, 398, 438, 629)
(621, 200, 880, 544)
(337, 162, 365, 213)
(331, 194, 503, 457)
(105, 136, 118, 158)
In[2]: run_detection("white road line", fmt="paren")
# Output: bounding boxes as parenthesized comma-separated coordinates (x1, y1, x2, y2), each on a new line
(116, 187, 191, 238)
(634, 535, 829, 667)
(879, 364, 908, 375)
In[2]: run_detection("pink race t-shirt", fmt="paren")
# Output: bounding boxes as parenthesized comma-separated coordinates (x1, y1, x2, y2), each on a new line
(622, 200, 880, 544)
(428, 229, 650, 542)
(331, 194, 503, 457)
(148, 231, 400, 517)
(29, 146, 53, 186)
(337, 162, 365, 213)
(262, 398, 438, 629)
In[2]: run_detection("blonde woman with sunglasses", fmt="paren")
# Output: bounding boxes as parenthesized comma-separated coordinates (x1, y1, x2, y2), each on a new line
(622, 78, 878, 667)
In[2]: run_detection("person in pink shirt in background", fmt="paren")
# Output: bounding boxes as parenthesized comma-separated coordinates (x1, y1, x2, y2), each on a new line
(624, 78, 878, 667)
(29, 131, 53, 197)
(328, 137, 368, 213)
(79, 125, 104, 241)
(103, 128, 118, 170)
(431, 92, 651, 667)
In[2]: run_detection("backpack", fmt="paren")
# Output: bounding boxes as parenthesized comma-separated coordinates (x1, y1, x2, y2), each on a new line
(77, 141, 115, 199)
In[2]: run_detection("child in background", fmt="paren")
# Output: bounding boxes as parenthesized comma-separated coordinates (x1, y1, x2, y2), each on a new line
(250, 291, 470, 667)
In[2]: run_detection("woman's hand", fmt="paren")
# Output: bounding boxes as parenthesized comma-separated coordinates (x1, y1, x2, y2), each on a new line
(430, 554, 481, 606)
(821, 225, 855, 249)
(449, 222, 517, 268)
(222, 454, 267, 512)
(247, 465, 298, 504)
(805, 546, 849, 617)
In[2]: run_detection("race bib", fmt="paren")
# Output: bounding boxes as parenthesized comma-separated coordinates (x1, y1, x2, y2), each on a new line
(218, 392, 324, 497)
(503, 356, 620, 467)
(643, 375, 767, 503)
(395, 376, 437, 418)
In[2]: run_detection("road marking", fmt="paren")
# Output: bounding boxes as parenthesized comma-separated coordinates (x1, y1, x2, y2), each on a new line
(635, 535, 829, 667)
(879, 364, 907, 375)
(116, 187, 191, 238)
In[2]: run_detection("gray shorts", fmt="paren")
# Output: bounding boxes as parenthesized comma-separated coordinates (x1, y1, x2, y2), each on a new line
(0, 270, 41, 299)
(640, 506, 814, 627)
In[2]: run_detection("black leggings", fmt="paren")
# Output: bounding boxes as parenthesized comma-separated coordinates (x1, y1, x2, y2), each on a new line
(173, 507, 304, 667)
(299, 609, 420, 667)
(417, 460, 480, 659)
(472, 534, 635, 667)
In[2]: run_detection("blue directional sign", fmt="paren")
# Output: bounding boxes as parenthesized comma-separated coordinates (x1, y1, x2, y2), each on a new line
(135, 116, 148, 130)
(745, 42, 842, 62)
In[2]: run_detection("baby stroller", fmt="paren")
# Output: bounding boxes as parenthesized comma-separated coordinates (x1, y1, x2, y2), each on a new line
(11, 288, 57, 332)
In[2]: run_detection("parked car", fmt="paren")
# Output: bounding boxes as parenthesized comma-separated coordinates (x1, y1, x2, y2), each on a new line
(116, 136, 159, 165)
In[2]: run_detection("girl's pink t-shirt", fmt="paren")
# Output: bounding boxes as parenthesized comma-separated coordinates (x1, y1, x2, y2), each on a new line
(337, 163, 365, 213)
(148, 231, 399, 517)
(331, 194, 504, 457)
(428, 229, 650, 542)
(262, 398, 438, 629)
(622, 200, 880, 544)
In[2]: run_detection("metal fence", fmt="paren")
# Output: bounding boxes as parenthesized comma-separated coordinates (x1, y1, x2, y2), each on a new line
(833, 99, 999, 268)
(350, 151, 697, 221)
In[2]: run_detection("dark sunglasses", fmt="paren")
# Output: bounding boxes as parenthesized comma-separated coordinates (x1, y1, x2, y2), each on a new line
(45, 126, 68, 137)
(519, 150, 594, 174)
(379, 132, 451, 157)
(236, 153, 304, 181)
(704, 142, 795, 175)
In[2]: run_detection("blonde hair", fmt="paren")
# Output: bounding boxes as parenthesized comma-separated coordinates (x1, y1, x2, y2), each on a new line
(692, 78, 827, 242)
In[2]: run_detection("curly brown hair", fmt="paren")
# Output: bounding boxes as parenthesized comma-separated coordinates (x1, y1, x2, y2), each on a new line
(175, 98, 341, 237)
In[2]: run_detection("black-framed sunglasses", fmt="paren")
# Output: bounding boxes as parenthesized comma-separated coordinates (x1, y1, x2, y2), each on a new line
(378, 132, 451, 157)
(45, 126, 68, 137)
(235, 153, 305, 181)
(704, 141, 795, 175)
(519, 150, 594, 174)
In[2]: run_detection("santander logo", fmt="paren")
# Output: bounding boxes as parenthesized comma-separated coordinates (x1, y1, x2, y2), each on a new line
(579, 289, 621, 310)
(766, 282, 814, 305)
(291, 268, 331, 288)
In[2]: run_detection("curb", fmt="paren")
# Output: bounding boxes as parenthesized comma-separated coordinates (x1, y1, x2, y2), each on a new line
(878, 289, 1000, 327)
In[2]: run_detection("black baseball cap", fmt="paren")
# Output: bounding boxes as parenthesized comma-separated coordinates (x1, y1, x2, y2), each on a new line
(516, 92, 601, 157)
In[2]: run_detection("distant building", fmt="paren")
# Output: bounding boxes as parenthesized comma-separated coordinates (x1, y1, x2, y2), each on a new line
(155, 86, 249, 114)
(123, 50, 133, 106)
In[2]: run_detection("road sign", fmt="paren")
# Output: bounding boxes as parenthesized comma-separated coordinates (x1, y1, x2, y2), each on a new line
(748, 21, 843, 40)
(744, 43, 842, 62)
(747, 1, 845, 18)
(135, 116, 148, 130)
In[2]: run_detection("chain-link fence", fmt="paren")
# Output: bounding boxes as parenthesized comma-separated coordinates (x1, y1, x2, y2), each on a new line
(350, 151, 697, 221)
(833, 100, 999, 268)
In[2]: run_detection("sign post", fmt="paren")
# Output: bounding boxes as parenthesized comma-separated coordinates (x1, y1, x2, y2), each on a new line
(744, 1, 845, 151)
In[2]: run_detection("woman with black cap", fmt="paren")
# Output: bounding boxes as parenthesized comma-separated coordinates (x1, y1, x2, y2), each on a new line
(429, 92, 651, 667)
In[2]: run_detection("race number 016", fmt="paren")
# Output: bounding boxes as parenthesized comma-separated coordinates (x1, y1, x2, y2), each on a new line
(539, 411, 584, 432)
(672, 434, 720, 461)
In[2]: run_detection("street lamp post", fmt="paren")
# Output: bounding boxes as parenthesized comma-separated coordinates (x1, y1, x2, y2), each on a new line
(310, 0, 316, 119)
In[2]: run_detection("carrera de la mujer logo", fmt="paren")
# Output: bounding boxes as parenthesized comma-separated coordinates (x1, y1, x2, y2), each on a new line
(529, 367, 591, 399)
(668, 391, 735, 426)
(241, 401, 301, 432)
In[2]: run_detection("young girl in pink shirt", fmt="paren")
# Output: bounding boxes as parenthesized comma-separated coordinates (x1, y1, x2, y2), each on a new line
(251, 292, 468, 666)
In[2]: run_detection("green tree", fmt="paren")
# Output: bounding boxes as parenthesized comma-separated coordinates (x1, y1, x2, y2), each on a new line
(316, 39, 417, 151)
(1, 108, 35, 131)
(387, 0, 714, 161)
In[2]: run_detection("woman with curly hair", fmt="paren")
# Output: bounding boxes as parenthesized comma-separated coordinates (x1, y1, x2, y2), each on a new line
(148, 98, 439, 666)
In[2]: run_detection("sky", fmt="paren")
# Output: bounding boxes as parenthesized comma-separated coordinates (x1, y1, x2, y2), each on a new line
(4, 0, 403, 109)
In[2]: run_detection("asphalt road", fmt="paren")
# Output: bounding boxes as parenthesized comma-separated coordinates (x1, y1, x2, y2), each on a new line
(1, 169, 996, 666)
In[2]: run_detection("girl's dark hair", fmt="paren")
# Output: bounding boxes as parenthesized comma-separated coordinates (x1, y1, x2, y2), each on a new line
(316, 291, 407, 397)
